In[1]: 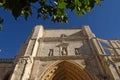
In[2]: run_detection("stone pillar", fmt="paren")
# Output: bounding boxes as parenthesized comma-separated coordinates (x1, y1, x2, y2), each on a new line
(21, 57, 33, 80)
(82, 25, 95, 39)
(10, 25, 44, 80)
(24, 25, 44, 56)
(10, 57, 33, 80)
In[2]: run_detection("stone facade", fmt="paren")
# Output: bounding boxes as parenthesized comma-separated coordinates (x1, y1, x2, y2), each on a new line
(0, 25, 120, 80)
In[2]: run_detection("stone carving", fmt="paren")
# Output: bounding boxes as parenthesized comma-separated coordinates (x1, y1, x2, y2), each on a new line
(56, 42, 69, 56)
(60, 34, 67, 38)
(17, 56, 32, 64)
(17, 58, 27, 65)
(48, 49, 53, 56)
(75, 48, 80, 55)
(60, 46, 68, 55)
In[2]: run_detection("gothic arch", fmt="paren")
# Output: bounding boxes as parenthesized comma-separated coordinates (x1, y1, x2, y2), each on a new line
(39, 60, 92, 80)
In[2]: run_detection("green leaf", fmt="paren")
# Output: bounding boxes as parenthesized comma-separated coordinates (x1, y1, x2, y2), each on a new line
(74, 7, 81, 16)
(95, 0, 101, 4)
(57, 0, 67, 9)
(86, 7, 91, 12)
(0, 2, 3, 6)
(75, 0, 81, 7)
(0, 0, 101, 24)
(21, 6, 32, 20)
(83, 0, 90, 5)
(56, 9, 65, 16)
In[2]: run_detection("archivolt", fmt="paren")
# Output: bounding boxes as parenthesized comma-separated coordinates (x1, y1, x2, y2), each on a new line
(39, 60, 92, 80)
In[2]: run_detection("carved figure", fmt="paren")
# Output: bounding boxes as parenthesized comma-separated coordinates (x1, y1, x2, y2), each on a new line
(75, 48, 80, 55)
(61, 47, 68, 55)
(56, 42, 69, 56)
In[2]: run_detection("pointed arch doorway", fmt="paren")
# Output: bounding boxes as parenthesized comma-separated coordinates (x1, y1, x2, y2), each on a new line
(39, 61, 92, 80)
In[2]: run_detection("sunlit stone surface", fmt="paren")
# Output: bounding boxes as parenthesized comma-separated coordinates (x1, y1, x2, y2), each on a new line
(0, 25, 120, 80)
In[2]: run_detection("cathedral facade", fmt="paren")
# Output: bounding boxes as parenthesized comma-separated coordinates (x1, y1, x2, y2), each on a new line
(0, 25, 120, 80)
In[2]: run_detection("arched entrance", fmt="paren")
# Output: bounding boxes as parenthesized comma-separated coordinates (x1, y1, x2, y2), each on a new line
(39, 61, 92, 80)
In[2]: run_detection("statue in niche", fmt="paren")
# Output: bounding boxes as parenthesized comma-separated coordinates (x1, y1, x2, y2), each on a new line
(60, 46, 68, 55)
(48, 49, 53, 56)
(75, 48, 80, 55)
(56, 42, 69, 56)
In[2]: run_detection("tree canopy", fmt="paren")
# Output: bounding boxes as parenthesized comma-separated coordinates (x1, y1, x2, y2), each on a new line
(0, 0, 101, 26)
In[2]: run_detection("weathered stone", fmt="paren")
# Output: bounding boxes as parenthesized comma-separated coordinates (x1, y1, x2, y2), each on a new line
(0, 25, 120, 80)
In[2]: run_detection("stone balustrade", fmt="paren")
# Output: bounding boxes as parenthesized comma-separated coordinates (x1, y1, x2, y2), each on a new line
(0, 58, 14, 63)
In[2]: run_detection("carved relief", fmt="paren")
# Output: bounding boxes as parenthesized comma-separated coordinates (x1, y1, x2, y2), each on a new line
(60, 46, 68, 55)
(17, 58, 27, 65)
(17, 56, 32, 64)
(56, 42, 69, 56)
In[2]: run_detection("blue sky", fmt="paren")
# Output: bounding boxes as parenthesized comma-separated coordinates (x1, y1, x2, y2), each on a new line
(0, 0, 120, 58)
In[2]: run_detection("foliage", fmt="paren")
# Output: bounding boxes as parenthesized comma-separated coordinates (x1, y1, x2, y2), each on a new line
(0, 17, 3, 30)
(0, 0, 101, 25)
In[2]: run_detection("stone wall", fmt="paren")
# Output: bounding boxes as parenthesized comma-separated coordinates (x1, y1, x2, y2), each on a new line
(0, 58, 14, 80)
(1, 25, 119, 80)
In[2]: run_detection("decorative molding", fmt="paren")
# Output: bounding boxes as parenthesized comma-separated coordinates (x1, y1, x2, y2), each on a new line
(34, 55, 94, 61)
(38, 36, 88, 42)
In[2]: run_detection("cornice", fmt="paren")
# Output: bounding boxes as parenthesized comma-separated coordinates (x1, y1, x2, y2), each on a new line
(34, 55, 94, 61)
(38, 36, 88, 42)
